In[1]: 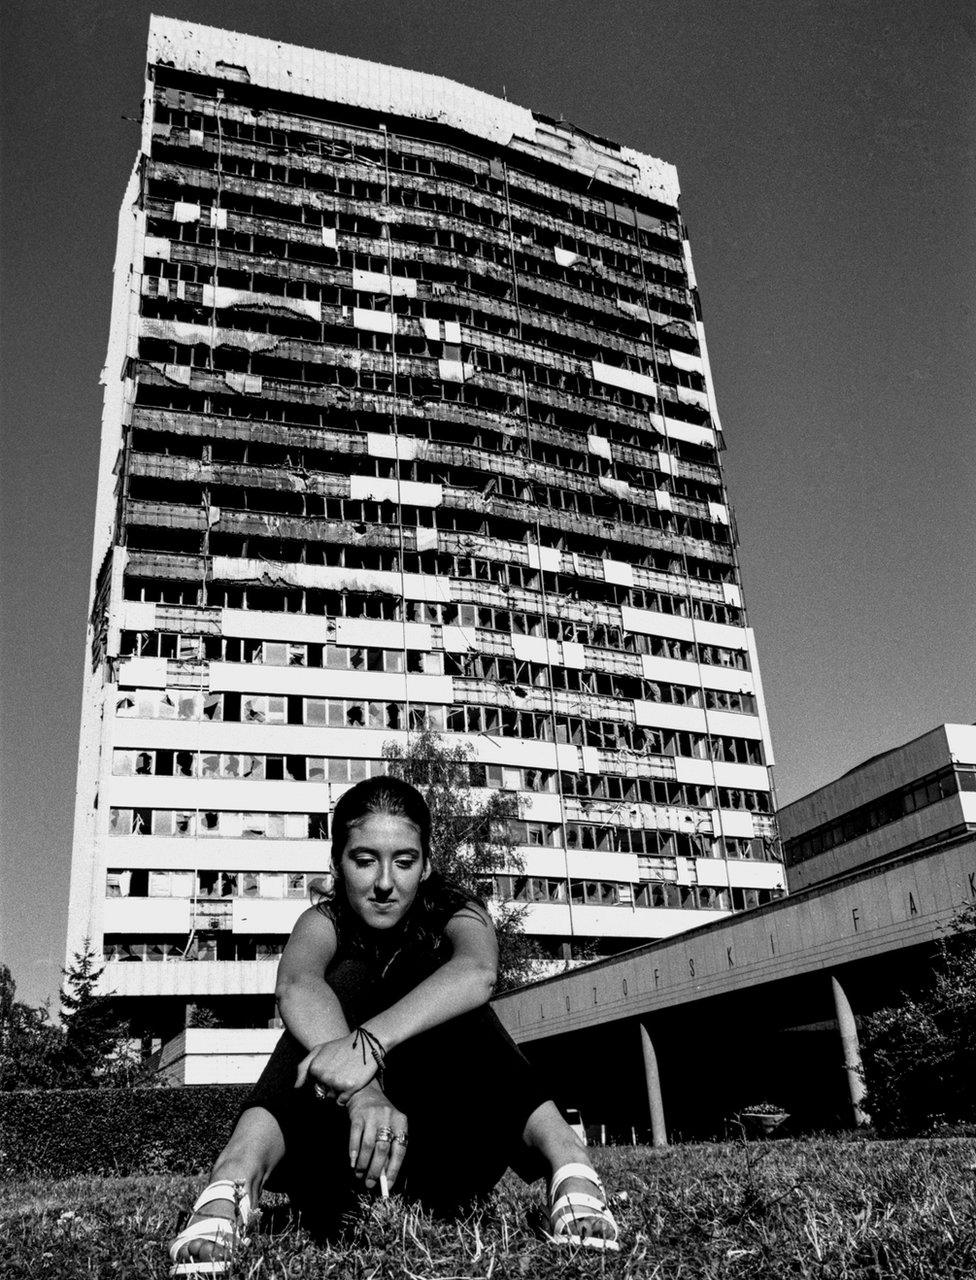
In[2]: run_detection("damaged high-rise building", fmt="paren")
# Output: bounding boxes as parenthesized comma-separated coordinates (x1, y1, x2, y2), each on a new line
(67, 16, 784, 1054)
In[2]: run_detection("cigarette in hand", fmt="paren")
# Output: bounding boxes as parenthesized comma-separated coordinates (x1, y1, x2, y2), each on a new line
(379, 1172, 389, 1199)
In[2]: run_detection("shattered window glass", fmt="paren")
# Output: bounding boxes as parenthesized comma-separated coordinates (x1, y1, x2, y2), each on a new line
(174, 811, 195, 837)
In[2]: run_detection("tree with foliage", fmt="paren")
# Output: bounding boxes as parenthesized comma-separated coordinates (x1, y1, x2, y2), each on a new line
(860, 898, 976, 1133)
(382, 729, 551, 991)
(59, 939, 146, 1088)
(0, 965, 66, 1091)
(1, 942, 153, 1091)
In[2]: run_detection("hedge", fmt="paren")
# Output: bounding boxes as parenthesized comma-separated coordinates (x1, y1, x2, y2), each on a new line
(0, 1085, 251, 1178)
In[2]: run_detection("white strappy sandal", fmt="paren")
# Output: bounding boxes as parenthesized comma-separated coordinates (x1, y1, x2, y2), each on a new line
(547, 1161, 621, 1252)
(168, 1179, 254, 1277)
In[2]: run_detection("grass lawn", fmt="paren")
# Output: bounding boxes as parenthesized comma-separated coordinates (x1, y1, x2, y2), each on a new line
(4, 1136, 975, 1278)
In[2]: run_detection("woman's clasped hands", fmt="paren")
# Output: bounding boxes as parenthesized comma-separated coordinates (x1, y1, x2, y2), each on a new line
(294, 1031, 408, 1191)
(295, 1029, 381, 1103)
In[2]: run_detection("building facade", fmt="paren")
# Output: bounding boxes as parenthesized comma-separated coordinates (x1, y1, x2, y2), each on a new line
(67, 17, 783, 1045)
(780, 723, 976, 892)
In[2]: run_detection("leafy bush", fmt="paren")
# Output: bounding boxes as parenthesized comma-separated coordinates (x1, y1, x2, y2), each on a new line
(0, 1084, 250, 1177)
(860, 900, 976, 1133)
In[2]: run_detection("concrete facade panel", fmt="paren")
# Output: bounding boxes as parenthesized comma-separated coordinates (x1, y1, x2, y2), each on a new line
(103, 898, 192, 933)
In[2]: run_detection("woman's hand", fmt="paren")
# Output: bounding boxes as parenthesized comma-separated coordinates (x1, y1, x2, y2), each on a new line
(346, 1082, 409, 1191)
(294, 1031, 380, 1102)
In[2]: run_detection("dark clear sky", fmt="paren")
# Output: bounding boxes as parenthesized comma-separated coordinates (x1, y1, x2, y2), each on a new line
(2, 1, 974, 1007)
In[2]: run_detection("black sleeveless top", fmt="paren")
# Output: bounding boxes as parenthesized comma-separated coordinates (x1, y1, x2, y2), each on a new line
(314, 871, 481, 1027)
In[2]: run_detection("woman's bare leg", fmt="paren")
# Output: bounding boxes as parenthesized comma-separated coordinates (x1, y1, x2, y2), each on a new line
(520, 1101, 614, 1243)
(172, 1106, 286, 1264)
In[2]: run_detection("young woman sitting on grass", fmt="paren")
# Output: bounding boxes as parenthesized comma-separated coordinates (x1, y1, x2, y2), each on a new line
(169, 776, 619, 1274)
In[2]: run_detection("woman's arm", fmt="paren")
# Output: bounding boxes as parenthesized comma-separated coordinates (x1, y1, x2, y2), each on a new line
(293, 901, 498, 1102)
(276, 907, 409, 1190)
(274, 907, 350, 1050)
(363, 901, 498, 1052)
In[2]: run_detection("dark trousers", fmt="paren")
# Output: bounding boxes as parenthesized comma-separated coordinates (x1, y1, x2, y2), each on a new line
(242, 1001, 552, 1229)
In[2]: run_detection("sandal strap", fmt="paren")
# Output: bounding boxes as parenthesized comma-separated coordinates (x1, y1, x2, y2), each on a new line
(552, 1192, 608, 1219)
(169, 1218, 240, 1263)
(191, 1180, 251, 1219)
(551, 1203, 619, 1242)
(549, 1162, 604, 1199)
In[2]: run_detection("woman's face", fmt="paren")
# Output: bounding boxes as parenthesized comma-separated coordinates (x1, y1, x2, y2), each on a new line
(335, 811, 430, 930)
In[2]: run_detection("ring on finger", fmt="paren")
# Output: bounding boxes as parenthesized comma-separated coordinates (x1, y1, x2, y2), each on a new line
(376, 1125, 395, 1142)
(393, 1131, 408, 1145)
(313, 1083, 328, 1100)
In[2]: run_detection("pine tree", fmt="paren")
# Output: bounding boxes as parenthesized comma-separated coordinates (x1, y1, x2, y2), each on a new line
(382, 730, 549, 990)
(59, 939, 143, 1087)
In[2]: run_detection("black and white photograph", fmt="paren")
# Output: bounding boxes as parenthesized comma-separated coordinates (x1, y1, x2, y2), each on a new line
(1, 3, 974, 1276)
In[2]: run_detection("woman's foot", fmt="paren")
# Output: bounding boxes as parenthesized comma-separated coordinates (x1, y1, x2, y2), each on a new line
(169, 1177, 253, 1274)
(521, 1103, 620, 1250)
(548, 1158, 619, 1248)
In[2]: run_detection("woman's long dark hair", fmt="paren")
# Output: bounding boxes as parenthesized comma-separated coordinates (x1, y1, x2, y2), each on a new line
(313, 775, 485, 961)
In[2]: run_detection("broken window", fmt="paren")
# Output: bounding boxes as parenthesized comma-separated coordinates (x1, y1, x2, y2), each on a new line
(174, 751, 194, 777)
(178, 635, 202, 661)
(242, 754, 264, 780)
(198, 871, 219, 897)
(174, 811, 195, 836)
(199, 811, 220, 836)
(243, 813, 268, 838)
(242, 697, 265, 724)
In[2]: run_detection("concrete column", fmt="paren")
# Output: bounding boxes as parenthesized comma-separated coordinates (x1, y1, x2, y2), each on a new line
(639, 1021, 668, 1147)
(831, 973, 870, 1126)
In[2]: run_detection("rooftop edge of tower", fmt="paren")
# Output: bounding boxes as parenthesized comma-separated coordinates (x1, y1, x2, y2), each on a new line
(147, 13, 680, 209)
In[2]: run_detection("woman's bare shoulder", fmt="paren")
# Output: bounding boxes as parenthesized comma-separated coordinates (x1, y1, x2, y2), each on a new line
(277, 905, 339, 982)
(443, 899, 497, 956)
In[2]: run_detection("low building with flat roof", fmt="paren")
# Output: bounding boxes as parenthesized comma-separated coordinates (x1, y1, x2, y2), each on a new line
(779, 724, 976, 893)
